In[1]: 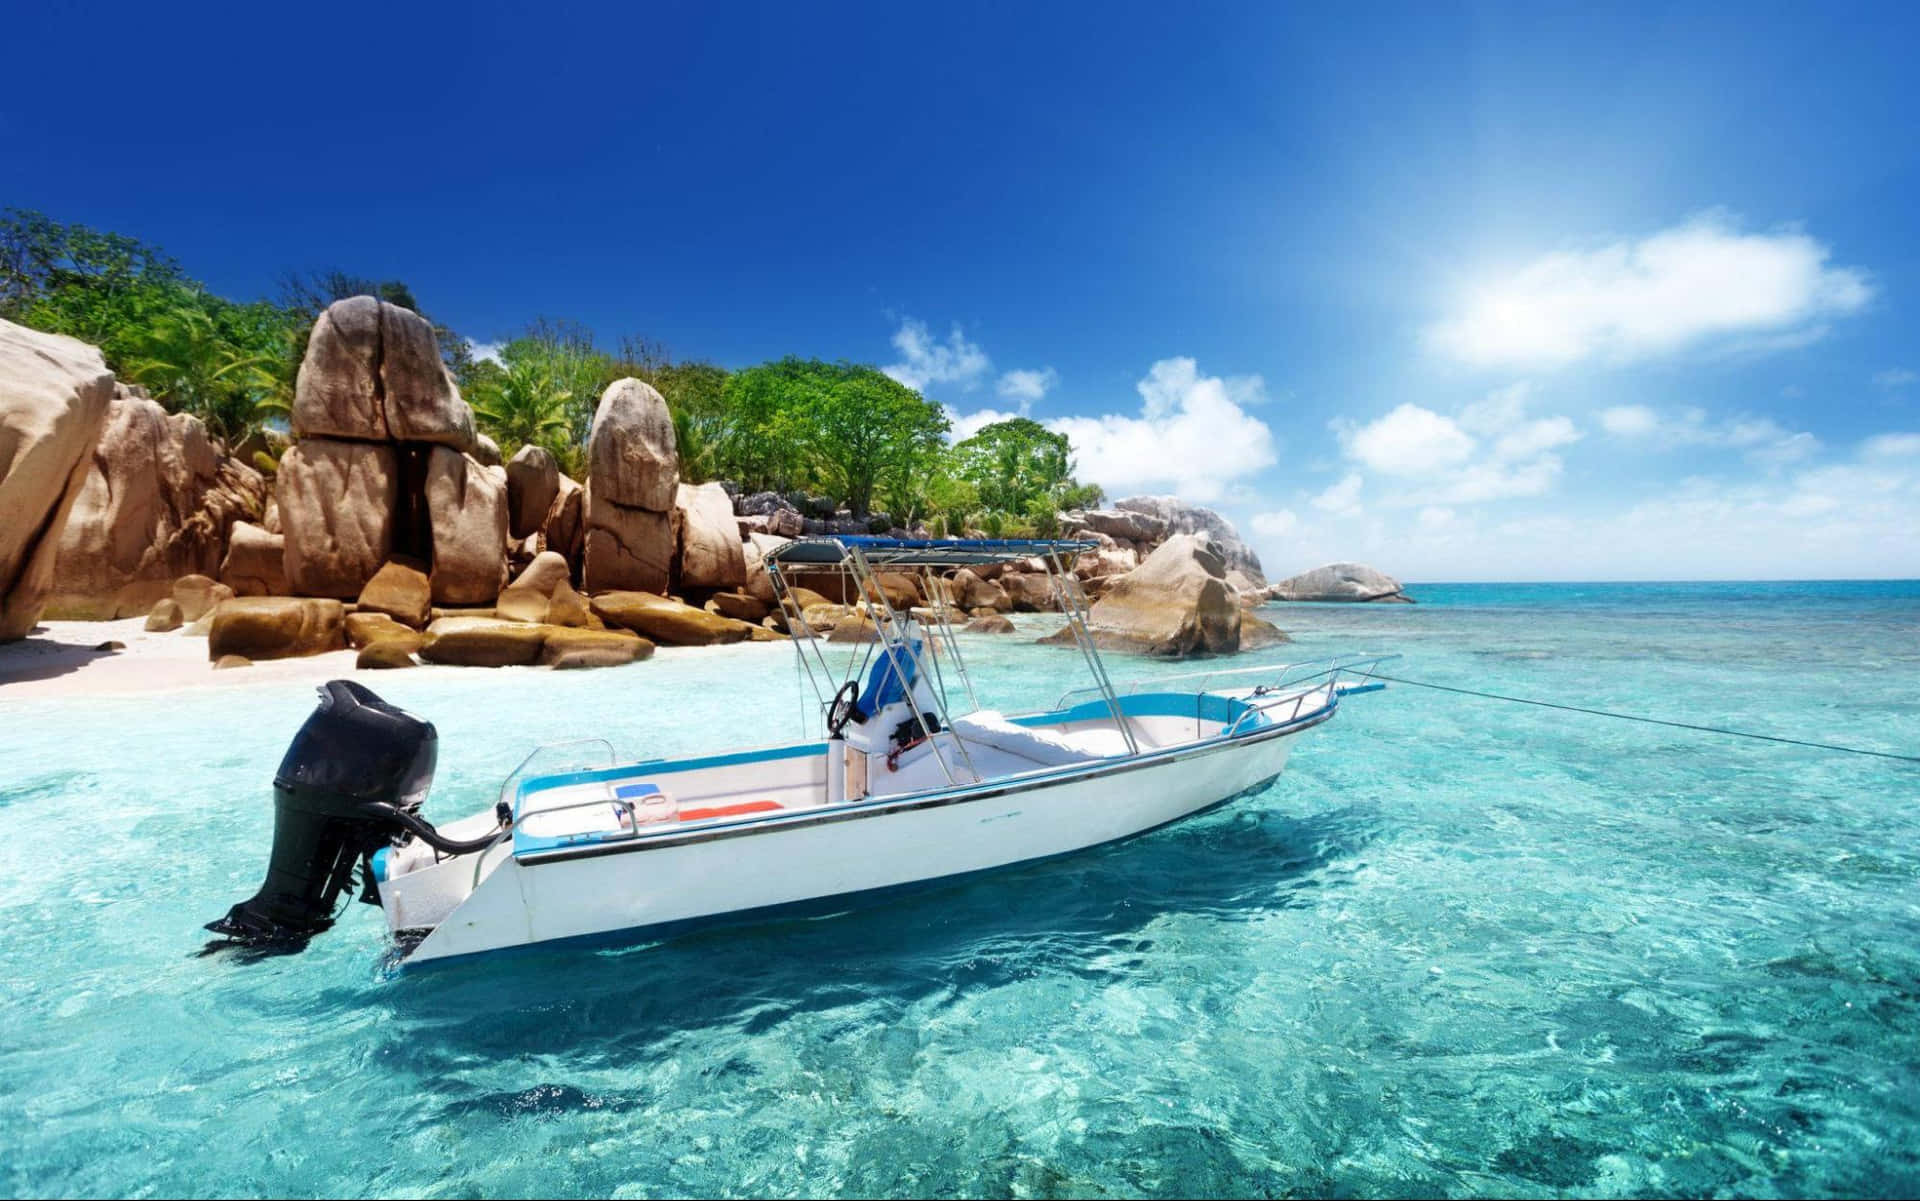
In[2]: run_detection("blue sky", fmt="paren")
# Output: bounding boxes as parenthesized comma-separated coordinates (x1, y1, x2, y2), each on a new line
(6, 2, 1917, 580)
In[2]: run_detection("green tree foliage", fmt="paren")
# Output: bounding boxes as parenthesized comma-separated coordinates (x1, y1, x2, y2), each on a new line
(2, 209, 1111, 525)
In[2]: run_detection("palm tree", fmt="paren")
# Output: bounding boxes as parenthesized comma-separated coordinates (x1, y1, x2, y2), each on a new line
(470, 357, 573, 456)
(121, 303, 286, 445)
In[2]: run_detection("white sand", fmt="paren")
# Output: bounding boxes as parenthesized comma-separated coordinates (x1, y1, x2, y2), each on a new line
(0, 618, 374, 700)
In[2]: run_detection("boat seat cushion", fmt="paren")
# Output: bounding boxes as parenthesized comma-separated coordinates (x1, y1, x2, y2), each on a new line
(950, 710, 1131, 767)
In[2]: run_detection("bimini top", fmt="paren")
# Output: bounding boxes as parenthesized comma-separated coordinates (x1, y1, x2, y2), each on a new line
(768, 535, 1098, 569)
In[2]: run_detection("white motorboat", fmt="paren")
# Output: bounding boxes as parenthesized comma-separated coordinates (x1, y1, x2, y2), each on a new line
(209, 537, 1387, 966)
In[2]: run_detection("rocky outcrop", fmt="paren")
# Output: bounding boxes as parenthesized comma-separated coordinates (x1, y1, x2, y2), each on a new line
(1045, 534, 1241, 657)
(1110, 495, 1266, 586)
(0, 320, 115, 640)
(589, 590, 762, 646)
(425, 446, 508, 604)
(45, 395, 267, 619)
(282, 297, 503, 604)
(674, 480, 746, 591)
(219, 522, 288, 596)
(207, 597, 347, 660)
(506, 444, 559, 540)
(357, 561, 432, 628)
(541, 475, 584, 565)
(277, 439, 396, 597)
(416, 617, 651, 669)
(583, 379, 679, 593)
(1072, 508, 1167, 545)
(949, 568, 1010, 613)
(1268, 562, 1410, 603)
(292, 297, 474, 451)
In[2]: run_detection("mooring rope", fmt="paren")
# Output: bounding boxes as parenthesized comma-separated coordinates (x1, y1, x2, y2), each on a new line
(1353, 670, 1920, 766)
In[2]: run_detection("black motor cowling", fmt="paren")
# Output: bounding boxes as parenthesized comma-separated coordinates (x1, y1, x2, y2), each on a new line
(207, 680, 439, 946)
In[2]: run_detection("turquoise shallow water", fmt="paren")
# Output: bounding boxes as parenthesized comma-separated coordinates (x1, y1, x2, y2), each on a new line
(3, 581, 1919, 1198)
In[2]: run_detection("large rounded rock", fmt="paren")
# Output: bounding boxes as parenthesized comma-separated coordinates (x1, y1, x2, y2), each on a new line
(291, 296, 385, 441)
(541, 475, 584, 564)
(1045, 534, 1240, 657)
(218, 521, 288, 597)
(277, 439, 397, 598)
(583, 489, 673, 595)
(291, 297, 475, 451)
(999, 572, 1058, 612)
(380, 302, 474, 450)
(589, 590, 757, 646)
(208, 597, 347, 660)
(144, 598, 184, 632)
(588, 378, 678, 512)
(0, 319, 115, 640)
(356, 640, 419, 669)
(1268, 562, 1409, 603)
(704, 591, 768, 624)
(357, 560, 433, 628)
(674, 481, 746, 591)
(949, 568, 1010, 613)
(1070, 508, 1168, 545)
(425, 446, 508, 605)
(171, 575, 234, 623)
(506, 445, 560, 540)
(508, 549, 571, 597)
(417, 617, 548, 666)
(46, 397, 267, 619)
(345, 610, 420, 650)
(539, 627, 653, 670)
(1111, 495, 1266, 586)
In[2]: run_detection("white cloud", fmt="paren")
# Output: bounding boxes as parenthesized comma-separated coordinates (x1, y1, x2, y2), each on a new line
(1600, 405, 1660, 436)
(466, 339, 505, 366)
(1863, 432, 1920, 458)
(1336, 387, 1580, 506)
(1267, 433, 1920, 583)
(941, 405, 1026, 443)
(1599, 405, 1818, 465)
(1426, 212, 1872, 369)
(1344, 404, 1476, 476)
(1047, 357, 1276, 503)
(1251, 509, 1299, 538)
(1875, 368, 1918, 389)
(997, 368, 1057, 402)
(1311, 473, 1364, 514)
(883, 318, 991, 392)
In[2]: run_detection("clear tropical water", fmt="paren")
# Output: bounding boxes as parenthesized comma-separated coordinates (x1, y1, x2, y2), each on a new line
(4, 581, 1918, 1198)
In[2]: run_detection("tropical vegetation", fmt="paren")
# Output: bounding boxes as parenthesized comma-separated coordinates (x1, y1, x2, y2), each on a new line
(0, 209, 1102, 533)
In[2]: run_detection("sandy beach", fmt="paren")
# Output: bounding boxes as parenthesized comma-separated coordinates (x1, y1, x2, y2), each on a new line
(0, 618, 375, 701)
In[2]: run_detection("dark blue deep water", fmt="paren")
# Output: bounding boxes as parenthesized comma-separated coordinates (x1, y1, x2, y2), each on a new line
(3, 581, 1918, 1197)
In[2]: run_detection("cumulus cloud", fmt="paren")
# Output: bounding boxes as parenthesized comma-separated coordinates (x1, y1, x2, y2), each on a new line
(1311, 473, 1364, 514)
(1251, 509, 1299, 538)
(465, 339, 505, 366)
(941, 405, 1026, 443)
(1863, 432, 1920, 458)
(1426, 212, 1872, 369)
(1599, 405, 1819, 465)
(883, 318, 991, 392)
(1335, 385, 1580, 506)
(1875, 368, 1918, 389)
(997, 368, 1058, 402)
(1047, 357, 1276, 503)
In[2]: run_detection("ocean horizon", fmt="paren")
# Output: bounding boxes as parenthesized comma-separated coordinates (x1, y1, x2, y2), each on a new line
(4, 579, 1916, 1196)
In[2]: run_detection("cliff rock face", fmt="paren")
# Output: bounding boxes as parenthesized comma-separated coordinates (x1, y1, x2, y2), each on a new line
(506, 444, 559, 540)
(1110, 495, 1266, 586)
(583, 379, 679, 593)
(0, 320, 115, 639)
(1046, 534, 1242, 657)
(45, 394, 266, 618)
(1269, 562, 1409, 603)
(280, 297, 502, 600)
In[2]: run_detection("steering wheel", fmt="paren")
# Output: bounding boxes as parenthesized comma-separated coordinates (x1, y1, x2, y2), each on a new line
(826, 681, 862, 737)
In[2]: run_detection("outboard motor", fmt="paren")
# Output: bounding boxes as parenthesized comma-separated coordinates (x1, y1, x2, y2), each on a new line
(208, 680, 448, 947)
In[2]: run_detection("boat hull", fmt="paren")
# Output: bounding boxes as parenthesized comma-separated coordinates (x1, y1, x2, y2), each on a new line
(401, 712, 1325, 965)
